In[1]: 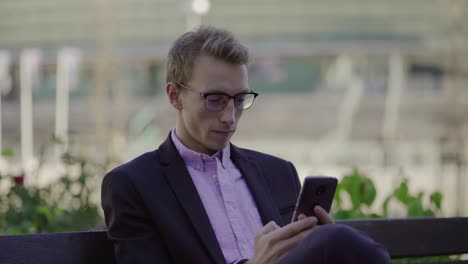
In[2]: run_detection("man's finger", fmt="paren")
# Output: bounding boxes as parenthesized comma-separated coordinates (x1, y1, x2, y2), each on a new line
(260, 221, 280, 235)
(297, 213, 307, 221)
(267, 217, 317, 242)
(274, 226, 316, 261)
(314, 206, 335, 224)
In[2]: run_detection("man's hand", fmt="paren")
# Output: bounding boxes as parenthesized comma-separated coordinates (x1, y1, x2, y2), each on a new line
(245, 206, 334, 264)
(296, 206, 335, 224)
(245, 216, 316, 264)
(310, 205, 335, 224)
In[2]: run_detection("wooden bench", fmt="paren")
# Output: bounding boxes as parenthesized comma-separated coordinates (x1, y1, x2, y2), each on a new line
(0, 217, 467, 264)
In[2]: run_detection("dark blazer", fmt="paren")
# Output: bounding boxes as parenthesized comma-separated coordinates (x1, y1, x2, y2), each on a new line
(101, 135, 301, 264)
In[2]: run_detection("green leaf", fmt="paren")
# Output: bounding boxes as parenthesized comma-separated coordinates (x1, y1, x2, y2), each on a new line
(359, 177, 376, 207)
(1, 149, 14, 157)
(423, 209, 435, 217)
(367, 213, 383, 218)
(393, 180, 409, 204)
(332, 210, 352, 220)
(78, 173, 86, 184)
(382, 196, 392, 217)
(6, 227, 25, 235)
(430, 192, 443, 209)
(407, 198, 425, 217)
(36, 206, 52, 221)
(333, 182, 343, 208)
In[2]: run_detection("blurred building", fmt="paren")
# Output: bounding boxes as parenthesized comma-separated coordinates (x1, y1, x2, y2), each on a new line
(1, 0, 467, 98)
(1, 0, 467, 214)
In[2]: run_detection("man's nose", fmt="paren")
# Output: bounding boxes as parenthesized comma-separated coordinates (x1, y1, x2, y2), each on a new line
(220, 99, 236, 125)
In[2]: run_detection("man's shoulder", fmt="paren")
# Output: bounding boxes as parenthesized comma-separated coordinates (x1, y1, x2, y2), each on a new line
(234, 145, 301, 200)
(102, 149, 166, 196)
(108, 149, 161, 177)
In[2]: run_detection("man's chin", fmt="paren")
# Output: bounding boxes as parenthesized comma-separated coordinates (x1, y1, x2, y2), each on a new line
(207, 142, 229, 153)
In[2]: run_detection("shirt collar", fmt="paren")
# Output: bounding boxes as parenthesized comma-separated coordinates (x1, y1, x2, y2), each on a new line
(171, 129, 230, 170)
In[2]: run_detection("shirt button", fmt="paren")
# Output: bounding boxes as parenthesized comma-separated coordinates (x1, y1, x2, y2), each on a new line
(211, 174, 216, 179)
(242, 243, 247, 251)
(229, 205, 235, 212)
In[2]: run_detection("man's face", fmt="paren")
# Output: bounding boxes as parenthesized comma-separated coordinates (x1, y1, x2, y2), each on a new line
(175, 55, 249, 155)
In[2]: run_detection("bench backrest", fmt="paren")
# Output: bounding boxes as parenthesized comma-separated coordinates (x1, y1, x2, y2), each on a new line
(0, 230, 115, 264)
(0, 217, 467, 264)
(339, 217, 468, 260)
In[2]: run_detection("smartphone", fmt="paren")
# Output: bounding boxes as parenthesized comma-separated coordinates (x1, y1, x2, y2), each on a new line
(291, 176, 338, 223)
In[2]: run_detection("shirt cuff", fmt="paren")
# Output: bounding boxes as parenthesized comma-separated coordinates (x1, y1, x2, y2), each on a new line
(232, 259, 249, 264)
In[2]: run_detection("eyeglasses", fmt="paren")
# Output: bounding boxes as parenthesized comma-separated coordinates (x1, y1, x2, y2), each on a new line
(176, 83, 259, 112)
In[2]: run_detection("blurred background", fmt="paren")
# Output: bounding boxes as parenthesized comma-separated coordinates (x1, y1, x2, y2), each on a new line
(0, 0, 467, 234)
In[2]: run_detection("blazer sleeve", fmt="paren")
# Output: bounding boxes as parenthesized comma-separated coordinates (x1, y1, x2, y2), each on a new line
(288, 161, 301, 196)
(101, 170, 171, 264)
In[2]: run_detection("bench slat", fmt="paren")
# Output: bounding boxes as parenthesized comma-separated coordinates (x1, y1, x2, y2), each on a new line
(0, 217, 467, 263)
(338, 217, 468, 259)
(0, 230, 115, 264)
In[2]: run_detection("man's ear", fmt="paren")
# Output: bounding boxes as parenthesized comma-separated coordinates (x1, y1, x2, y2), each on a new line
(166, 82, 182, 110)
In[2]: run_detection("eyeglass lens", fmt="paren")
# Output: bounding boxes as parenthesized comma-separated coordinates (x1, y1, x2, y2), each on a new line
(205, 93, 255, 111)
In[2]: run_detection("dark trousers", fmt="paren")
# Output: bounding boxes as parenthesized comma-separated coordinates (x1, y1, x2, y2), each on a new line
(278, 224, 391, 264)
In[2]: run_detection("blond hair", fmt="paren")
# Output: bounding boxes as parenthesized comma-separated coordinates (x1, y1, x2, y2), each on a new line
(166, 26, 249, 83)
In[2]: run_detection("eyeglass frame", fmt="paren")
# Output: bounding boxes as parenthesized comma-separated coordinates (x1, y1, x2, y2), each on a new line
(176, 82, 259, 112)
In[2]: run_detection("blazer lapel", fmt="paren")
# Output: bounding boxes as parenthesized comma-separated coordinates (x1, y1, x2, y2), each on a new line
(231, 145, 284, 226)
(159, 136, 225, 264)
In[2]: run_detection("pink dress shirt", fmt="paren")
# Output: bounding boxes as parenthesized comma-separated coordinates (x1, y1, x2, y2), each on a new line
(171, 130, 263, 263)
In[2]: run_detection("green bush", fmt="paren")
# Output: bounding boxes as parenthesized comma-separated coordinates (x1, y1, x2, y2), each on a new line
(0, 149, 105, 235)
(332, 168, 458, 263)
(0, 150, 461, 262)
(332, 168, 442, 219)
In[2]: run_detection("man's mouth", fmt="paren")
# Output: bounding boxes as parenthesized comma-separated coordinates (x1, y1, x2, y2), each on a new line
(212, 130, 235, 135)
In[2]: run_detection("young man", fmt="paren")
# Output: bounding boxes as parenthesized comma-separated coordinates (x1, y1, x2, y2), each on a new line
(101, 26, 390, 264)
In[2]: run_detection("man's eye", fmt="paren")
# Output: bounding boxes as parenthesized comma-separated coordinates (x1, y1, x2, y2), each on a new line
(236, 95, 247, 103)
(207, 95, 226, 103)
(237, 94, 253, 103)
